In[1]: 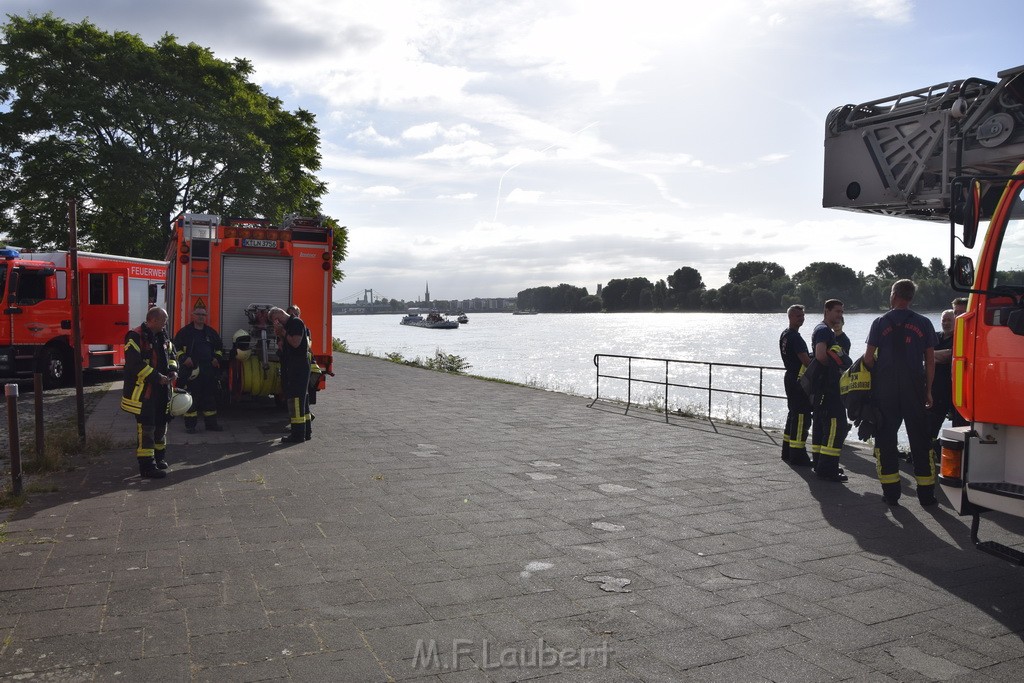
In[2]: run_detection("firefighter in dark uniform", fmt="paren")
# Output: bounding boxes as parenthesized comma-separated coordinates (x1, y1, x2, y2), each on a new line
(270, 306, 311, 443)
(287, 304, 323, 419)
(811, 299, 850, 482)
(864, 279, 937, 507)
(121, 307, 177, 478)
(779, 304, 812, 466)
(173, 306, 224, 433)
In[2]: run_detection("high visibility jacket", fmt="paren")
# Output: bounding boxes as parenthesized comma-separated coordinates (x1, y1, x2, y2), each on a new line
(121, 324, 178, 415)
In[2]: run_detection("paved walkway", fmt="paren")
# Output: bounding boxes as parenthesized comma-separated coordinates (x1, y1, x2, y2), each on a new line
(2, 352, 1024, 681)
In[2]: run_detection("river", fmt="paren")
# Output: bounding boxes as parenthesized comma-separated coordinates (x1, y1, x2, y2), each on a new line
(331, 310, 948, 433)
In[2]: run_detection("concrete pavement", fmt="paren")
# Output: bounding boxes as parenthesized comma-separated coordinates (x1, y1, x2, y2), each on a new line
(2, 352, 1024, 681)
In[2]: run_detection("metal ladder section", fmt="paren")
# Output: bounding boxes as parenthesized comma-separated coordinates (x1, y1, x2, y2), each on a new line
(180, 214, 219, 312)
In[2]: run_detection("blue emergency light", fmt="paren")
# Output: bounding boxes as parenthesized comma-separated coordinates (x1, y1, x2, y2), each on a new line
(0, 247, 20, 259)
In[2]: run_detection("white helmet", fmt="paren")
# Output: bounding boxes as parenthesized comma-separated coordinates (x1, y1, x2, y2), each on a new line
(168, 388, 193, 417)
(233, 329, 252, 360)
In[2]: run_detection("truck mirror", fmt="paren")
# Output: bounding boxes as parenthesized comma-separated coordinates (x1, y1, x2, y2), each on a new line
(1008, 309, 1024, 336)
(950, 179, 983, 248)
(952, 255, 976, 289)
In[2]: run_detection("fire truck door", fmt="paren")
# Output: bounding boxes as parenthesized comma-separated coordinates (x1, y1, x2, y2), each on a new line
(80, 270, 131, 345)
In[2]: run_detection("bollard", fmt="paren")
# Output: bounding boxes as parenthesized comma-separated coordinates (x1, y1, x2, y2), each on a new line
(34, 373, 45, 467)
(6, 383, 23, 497)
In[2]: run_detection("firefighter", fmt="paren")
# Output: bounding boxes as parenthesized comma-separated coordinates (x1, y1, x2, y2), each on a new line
(864, 279, 937, 507)
(120, 307, 178, 478)
(269, 306, 311, 443)
(173, 306, 224, 433)
(287, 304, 323, 418)
(811, 299, 850, 482)
(779, 304, 812, 466)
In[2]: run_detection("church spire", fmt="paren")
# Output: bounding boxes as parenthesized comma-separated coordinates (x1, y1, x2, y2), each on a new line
(425, 281, 430, 303)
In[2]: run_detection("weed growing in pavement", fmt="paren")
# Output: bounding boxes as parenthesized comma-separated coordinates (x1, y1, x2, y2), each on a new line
(0, 488, 26, 510)
(332, 337, 348, 353)
(0, 521, 7, 543)
(23, 423, 115, 473)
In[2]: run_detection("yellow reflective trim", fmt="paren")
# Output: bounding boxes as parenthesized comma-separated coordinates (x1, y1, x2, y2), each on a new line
(954, 317, 965, 355)
(879, 472, 901, 484)
(138, 364, 154, 380)
(125, 338, 141, 353)
(136, 449, 155, 458)
(121, 397, 142, 415)
(953, 359, 965, 408)
(916, 474, 936, 486)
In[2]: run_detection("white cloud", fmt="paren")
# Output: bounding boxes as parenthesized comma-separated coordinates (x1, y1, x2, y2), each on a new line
(347, 125, 399, 147)
(416, 140, 498, 161)
(363, 185, 403, 197)
(437, 193, 477, 200)
(505, 189, 543, 204)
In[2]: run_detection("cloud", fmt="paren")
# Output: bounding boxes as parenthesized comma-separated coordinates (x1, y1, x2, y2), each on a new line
(415, 140, 498, 161)
(505, 189, 543, 204)
(437, 193, 477, 200)
(363, 185, 403, 197)
(348, 126, 400, 147)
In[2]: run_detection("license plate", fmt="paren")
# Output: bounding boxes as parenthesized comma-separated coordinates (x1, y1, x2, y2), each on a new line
(241, 239, 278, 248)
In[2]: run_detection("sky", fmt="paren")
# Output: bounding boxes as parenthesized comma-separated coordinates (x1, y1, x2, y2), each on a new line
(3, 0, 1024, 303)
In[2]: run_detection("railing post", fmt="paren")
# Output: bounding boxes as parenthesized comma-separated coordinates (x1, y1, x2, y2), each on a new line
(664, 360, 669, 423)
(625, 357, 632, 414)
(707, 363, 713, 420)
(758, 367, 764, 430)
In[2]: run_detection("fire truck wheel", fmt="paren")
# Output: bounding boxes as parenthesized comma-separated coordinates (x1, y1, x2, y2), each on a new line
(39, 345, 72, 389)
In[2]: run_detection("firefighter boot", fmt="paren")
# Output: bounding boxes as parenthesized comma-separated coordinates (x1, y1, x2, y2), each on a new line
(305, 416, 312, 441)
(918, 484, 938, 507)
(882, 482, 901, 506)
(184, 415, 198, 434)
(139, 456, 167, 479)
(204, 415, 224, 432)
(280, 423, 306, 445)
(154, 449, 169, 470)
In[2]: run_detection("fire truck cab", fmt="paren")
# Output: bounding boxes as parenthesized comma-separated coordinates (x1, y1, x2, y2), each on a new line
(0, 247, 167, 387)
(164, 213, 334, 401)
(824, 65, 1024, 562)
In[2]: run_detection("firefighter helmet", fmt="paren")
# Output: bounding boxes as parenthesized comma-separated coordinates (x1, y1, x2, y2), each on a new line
(168, 388, 193, 417)
(233, 329, 252, 360)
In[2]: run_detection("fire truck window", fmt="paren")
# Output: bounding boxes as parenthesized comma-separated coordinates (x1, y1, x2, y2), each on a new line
(55, 271, 67, 299)
(0, 265, 7, 301)
(991, 187, 1024, 289)
(15, 270, 47, 305)
(88, 273, 110, 304)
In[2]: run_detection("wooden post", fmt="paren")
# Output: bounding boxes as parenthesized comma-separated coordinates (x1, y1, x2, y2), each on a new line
(33, 372, 45, 467)
(6, 383, 23, 496)
(68, 198, 86, 442)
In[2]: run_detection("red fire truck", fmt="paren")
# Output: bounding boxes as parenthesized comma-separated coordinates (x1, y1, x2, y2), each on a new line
(164, 213, 334, 400)
(824, 65, 1024, 561)
(1, 247, 167, 387)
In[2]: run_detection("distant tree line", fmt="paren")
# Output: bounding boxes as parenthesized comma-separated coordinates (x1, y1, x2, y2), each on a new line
(517, 253, 964, 313)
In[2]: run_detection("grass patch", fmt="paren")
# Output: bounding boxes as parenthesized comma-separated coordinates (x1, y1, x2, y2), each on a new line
(22, 423, 116, 474)
(0, 489, 27, 510)
(332, 337, 348, 353)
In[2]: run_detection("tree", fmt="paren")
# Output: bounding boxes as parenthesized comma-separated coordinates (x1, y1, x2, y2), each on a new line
(667, 266, 705, 310)
(0, 13, 346, 278)
(928, 257, 946, 280)
(652, 279, 668, 311)
(875, 253, 924, 280)
(793, 261, 861, 307)
(729, 261, 786, 284)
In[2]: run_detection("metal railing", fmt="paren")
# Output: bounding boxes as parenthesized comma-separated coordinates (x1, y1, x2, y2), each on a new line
(588, 353, 787, 434)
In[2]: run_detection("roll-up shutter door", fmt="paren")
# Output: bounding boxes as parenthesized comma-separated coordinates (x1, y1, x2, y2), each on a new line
(220, 255, 291, 341)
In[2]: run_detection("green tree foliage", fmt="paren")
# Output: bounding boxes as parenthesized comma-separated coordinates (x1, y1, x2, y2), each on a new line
(601, 277, 654, 311)
(517, 283, 589, 312)
(667, 266, 705, 309)
(0, 13, 347, 281)
(728, 261, 786, 284)
(793, 262, 861, 308)
(875, 253, 924, 280)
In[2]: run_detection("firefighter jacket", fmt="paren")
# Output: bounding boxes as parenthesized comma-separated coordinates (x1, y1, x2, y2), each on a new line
(173, 323, 224, 369)
(121, 324, 178, 415)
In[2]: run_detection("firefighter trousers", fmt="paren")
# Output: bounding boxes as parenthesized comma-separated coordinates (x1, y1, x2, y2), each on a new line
(874, 372, 935, 503)
(135, 392, 169, 465)
(812, 390, 848, 478)
(783, 374, 811, 465)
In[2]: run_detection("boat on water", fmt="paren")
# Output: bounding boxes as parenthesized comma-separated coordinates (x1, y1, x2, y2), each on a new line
(400, 310, 459, 329)
(512, 310, 538, 315)
(457, 313, 469, 324)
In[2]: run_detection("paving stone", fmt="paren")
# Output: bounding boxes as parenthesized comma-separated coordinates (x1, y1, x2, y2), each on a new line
(3, 353, 1024, 680)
